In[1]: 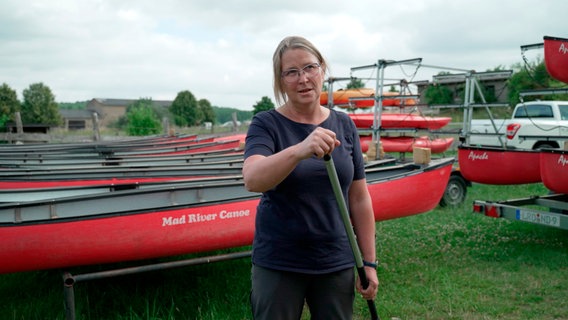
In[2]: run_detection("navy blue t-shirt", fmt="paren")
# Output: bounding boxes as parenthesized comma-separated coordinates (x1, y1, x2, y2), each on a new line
(244, 109, 366, 274)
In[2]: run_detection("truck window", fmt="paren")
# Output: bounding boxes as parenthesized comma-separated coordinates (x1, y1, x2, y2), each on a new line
(559, 105, 568, 120)
(514, 104, 554, 118)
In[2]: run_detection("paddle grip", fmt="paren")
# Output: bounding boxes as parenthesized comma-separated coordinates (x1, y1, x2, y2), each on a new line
(357, 266, 379, 320)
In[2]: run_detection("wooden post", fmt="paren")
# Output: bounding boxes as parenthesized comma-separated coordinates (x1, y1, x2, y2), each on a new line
(15, 112, 23, 134)
(163, 117, 173, 136)
(366, 140, 384, 160)
(14, 112, 23, 144)
(91, 112, 100, 141)
(231, 112, 238, 132)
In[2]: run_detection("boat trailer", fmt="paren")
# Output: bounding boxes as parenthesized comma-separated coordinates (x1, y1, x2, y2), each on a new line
(472, 193, 568, 230)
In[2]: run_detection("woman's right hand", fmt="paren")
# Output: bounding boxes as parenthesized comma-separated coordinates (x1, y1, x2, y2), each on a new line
(243, 127, 341, 193)
(297, 127, 341, 159)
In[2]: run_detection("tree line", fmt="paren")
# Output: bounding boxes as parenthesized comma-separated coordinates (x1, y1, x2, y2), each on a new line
(0, 83, 62, 129)
(0, 82, 270, 136)
(1, 58, 565, 136)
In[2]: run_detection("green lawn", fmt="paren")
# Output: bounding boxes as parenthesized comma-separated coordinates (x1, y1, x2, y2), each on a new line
(1, 183, 566, 320)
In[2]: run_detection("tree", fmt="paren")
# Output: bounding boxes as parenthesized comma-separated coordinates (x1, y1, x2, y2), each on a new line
(507, 59, 568, 105)
(21, 82, 62, 126)
(424, 84, 454, 105)
(198, 98, 216, 124)
(252, 96, 275, 115)
(346, 78, 365, 89)
(171, 90, 202, 127)
(0, 83, 20, 127)
(126, 99, 162, 136)
(213, 106, 253, 123)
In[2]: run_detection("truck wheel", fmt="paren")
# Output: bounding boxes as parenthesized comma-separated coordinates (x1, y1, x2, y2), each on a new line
(439, 175, 467, 207)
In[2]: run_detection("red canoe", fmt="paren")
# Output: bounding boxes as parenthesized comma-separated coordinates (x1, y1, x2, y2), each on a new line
(0, 157, 454, 274)
(126, 139, 242, 156)
(458, 145, 541, 185)
(321, 89, 417, 108)
(544, 36, 568, 84)
(360, 136, 454, 154)
(540, 149, 568, 194)
(0, 134, 243, 159)
(0, 175, 243, 190)
(350, 113, 452, 130)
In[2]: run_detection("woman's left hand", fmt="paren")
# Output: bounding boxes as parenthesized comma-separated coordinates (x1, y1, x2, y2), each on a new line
(356, 267, 379, 300)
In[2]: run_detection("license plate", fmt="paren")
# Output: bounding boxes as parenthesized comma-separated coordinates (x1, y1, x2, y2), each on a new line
(516, 209, 560, 227)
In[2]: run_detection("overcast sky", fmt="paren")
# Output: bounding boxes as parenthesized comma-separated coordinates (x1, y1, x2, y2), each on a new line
(1, 0, 566, 110)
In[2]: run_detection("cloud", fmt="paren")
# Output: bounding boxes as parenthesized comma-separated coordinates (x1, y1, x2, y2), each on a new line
(1, 0, 567, 110)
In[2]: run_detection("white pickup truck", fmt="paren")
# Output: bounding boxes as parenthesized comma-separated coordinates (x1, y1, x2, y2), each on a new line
(466, 100, 568, 149)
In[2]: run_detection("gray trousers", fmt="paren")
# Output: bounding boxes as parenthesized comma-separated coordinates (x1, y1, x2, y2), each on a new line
(250, 265, 355, 320)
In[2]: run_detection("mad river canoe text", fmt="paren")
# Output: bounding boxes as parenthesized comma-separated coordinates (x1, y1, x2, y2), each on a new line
(162, 209, 251, 226)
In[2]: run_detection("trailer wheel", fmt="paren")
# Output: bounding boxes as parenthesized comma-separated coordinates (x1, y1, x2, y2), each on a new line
(439, 174, 467, 207)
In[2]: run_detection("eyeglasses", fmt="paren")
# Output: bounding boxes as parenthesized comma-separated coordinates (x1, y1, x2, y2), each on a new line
(281, 63, 321, 83)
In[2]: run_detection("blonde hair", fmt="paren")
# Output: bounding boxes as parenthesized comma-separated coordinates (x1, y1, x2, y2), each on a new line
(272, 36, 328, 106)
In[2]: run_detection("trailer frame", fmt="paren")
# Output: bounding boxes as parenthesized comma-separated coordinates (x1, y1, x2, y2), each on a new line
(472, 193, 568, 230)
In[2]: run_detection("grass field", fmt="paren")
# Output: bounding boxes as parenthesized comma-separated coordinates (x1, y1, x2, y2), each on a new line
(1, 182, 566, 320)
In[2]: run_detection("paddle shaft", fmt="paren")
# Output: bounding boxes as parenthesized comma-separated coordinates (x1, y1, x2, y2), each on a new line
(323, 154, 379, 320)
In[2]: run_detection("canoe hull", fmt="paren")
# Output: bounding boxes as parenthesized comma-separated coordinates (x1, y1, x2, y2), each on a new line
(540, 149, 568, 194)
(368, 160, 452, 221)
(350, 113, 451, 130)
(458, 145, 541, 185)
(0, 158, 454, 274)
(0, 198, 258, 274)
(360, 136, 454, 154)
(544, 36, 568, 84)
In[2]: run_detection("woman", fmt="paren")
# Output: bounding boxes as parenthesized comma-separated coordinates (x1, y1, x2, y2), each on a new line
(243, 36, 378, 320)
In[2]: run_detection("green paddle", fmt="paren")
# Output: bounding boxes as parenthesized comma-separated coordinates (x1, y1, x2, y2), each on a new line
(324, 154, 379, 320)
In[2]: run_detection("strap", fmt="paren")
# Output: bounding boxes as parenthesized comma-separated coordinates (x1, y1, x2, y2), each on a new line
(363, 260, 378, 269)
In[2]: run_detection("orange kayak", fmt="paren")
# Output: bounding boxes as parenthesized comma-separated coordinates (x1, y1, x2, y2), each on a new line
(321, 89, 417, 108)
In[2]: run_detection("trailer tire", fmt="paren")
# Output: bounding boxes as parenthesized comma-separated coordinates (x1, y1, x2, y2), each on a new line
(439, 175, 467, 207)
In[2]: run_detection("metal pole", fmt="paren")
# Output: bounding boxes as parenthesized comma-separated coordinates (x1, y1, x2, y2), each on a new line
(325, 77, 353, 110)
(471, 77, 506, 148)
(323, 154, 379, 320)
(62, 250, 252, 320)
(407, 62, 471, 73)
(520, 42, 544, 52)
(520, 88, 568, 97)
(351, 58, 425, 161)
(462, 73, 472, 144)
(327, 78, 334, 109)
(62, 273, 76, 320)
(373, 61, 386, 160)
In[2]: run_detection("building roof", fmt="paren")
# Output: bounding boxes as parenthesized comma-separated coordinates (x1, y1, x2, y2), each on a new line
(60, 109, 93, 119)
(90, 98, 172, 107)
